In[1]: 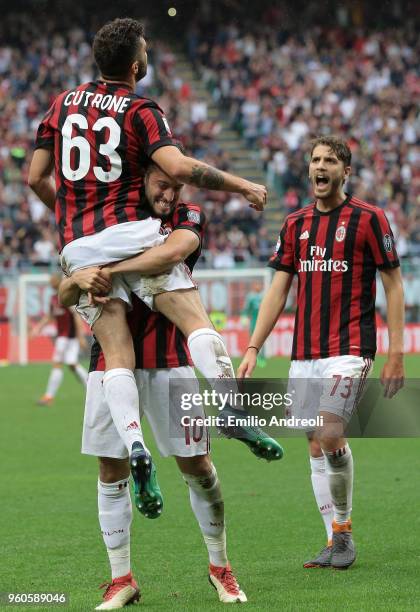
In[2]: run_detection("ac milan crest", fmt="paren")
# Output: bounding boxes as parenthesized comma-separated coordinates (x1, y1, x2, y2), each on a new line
(335, 225, 346, 242)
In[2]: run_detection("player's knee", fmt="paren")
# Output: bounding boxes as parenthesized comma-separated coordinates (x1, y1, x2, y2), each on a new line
(308, 435, 323, 458)
(99, 457, 130, 483)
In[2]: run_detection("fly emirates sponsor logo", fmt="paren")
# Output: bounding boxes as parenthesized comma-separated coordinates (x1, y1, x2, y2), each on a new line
(298, 245, 349, 273)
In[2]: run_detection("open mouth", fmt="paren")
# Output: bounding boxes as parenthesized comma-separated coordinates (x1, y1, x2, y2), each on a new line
(315, 175, 330, 187)
(156, 200, 170, 209)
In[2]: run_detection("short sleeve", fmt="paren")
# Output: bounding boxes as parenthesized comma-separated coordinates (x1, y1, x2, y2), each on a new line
(132, 104, 176, 157)
(268, 219, 296, 273)
(173, 204, 206, 242)
(34, 103, 55, 150)
(366, 209, 400, 270)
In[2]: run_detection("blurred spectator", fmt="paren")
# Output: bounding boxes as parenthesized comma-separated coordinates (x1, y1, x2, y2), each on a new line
(189, 10, 419, 251)
(213, 238, 235, 269)
(0, 2, 419, 274)
(0, 8, 268, 271)
(32, 227, 56, 266)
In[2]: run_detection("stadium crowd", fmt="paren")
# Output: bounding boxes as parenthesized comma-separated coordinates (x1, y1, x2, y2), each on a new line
(187, 8, 420, 259)
(0, 3, 419, 272)
(0, 10, 264, 272)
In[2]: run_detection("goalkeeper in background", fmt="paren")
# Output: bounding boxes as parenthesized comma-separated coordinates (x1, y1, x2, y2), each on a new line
(242, 282, 267, 368)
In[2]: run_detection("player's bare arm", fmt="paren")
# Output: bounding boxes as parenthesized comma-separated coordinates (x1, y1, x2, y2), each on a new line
(237, 271, 293, 379)
(106, 229, 200, 277)
(58, 269, 112, 307)
(379, 266, 405, 398)
(151, 146, 267, 211)
(28, 148, 56, 211)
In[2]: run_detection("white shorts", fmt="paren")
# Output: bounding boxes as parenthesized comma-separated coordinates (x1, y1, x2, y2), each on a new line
(52, 336, 80, 365)
(82, 367, 210, 459)
(287, 355, 373, 427)
(60, 219, 164, 273)
(60, 220, 195, 327)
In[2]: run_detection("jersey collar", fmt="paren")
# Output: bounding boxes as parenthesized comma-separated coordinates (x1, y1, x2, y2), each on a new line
(313, 194, 351, 216)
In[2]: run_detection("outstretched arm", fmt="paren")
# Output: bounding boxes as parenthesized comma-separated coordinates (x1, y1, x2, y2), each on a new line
(237, 271, 293, 378)
(152, 146, 267, 211)
(379, 267, 405, 398)
(28, 149, 56, 211)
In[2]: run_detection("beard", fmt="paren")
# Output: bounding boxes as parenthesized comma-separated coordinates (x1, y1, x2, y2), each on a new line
(313, 175, 343, 199)
(135, 61, 147, 82)
(152, 198, 174, 219)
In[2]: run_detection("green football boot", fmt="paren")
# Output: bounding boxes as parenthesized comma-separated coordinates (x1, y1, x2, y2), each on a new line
(217, 406, 284, 461)
(130, 442, 163, 519)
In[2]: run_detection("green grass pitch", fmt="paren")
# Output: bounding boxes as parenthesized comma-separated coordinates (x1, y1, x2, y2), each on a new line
(1, 356, 420, 611)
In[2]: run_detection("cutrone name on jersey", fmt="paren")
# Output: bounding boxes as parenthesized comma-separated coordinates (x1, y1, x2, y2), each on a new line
(298, 245, 349, 272)
(64, 90, 131, 113)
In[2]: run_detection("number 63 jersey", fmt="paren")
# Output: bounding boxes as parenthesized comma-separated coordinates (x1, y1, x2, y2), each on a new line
(34, 80, 177, 250)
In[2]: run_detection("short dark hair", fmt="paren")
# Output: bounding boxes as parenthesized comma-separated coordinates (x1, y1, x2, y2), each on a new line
(310, 136, 352, 167)
(93, 18, 144, 78)
(144, 161, 160, 178)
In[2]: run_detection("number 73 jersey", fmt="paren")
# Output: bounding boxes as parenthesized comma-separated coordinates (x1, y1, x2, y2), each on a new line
(269, 196, 400, 361)
(35, 80, 176, 250)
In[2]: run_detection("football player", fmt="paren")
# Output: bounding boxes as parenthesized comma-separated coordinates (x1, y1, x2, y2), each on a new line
(238, 136, 404, 569)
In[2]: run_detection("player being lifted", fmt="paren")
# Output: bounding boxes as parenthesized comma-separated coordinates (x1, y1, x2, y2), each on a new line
(31, 273, 88, 406)
(238, 136, 405, 569)
(28, 17, 281, 518)
(59, 164, 248, 607)
(62, 160, 283, 514)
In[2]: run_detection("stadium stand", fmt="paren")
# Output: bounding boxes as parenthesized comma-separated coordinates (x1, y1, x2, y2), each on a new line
(186, 5, 419, 261)
(0, 1, 418, 273)
(0, 8, 263, 271)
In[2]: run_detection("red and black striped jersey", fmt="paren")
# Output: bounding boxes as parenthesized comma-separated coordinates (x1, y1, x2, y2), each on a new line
(269, 195, 400, 360)
(34, 81, 176, 250)
(161, 203, 205, 272)
(50, 294, 76, 338)
(89, 202, 205, 372)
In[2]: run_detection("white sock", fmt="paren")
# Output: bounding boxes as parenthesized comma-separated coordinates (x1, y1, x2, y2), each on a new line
(45, 368, 64, 398)
(187, 328, 243, 410)
(324, 444, 353, 524)
(187, 328, 235, 380)
(74, 363, 88, 386)
(310, 455, 334, 542)
(102, 369, 146, 453)
(98, 478, 132, 579)
(183, 464, 227, 567)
